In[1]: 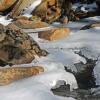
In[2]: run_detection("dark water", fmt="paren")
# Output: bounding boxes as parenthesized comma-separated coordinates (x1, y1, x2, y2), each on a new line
(52, 51, 100, 100)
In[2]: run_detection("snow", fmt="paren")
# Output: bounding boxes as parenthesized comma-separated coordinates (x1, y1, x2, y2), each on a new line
(0, 16, 12, 26)
(0, 79, 75, 100)
(0, 63, 77, 100)
(0, 1, 100, 99)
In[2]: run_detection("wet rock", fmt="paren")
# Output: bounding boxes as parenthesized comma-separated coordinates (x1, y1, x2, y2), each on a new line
(0, 24, 48, 65)
(38, 28, 71, 41)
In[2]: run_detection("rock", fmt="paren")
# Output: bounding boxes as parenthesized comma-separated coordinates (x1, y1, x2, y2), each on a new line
(12, 19, 49, 29)
(0, 0, 17, 12)
(6, 23, 21, 30)
(9, 0, 37, 18)
(59, 16, 69, 24)
(29, 15, 42, 21)
(32, 0, 62, 23)
(0, 24, 48, 65)
(0, 0, 38, 15)
(80, 22, 100, 30)
(52, 85, 99, 100)
(0, 66, 44, 85)
(13, 15, 29, 21)
(38, 28, 71, 41)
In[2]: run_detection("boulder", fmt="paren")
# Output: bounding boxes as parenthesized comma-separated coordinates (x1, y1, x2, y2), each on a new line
(38, 28, 71, 41)
(0, 24, 48, 65)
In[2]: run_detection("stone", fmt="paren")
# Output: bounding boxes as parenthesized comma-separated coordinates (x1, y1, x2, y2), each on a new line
(32, 0, 62, 23)
(0, 24, 48, 65)
(0, 66, 44, 85)
(10, 0, 38, 18)
(12, 19, 49, 29)
(32, 0, 78, 23)
(6, 23, 21, 30)
(0, 0, 38, 15)
(59, 16, 69, 24)
(80, 22, 100, 30)
(0, 0, 17, 11)
(38, 28, 71, 41)
(29, 15, 42, 21)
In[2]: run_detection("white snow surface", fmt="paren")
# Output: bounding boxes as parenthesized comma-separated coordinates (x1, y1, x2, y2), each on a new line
(0, 16, 12, 26)
(0, 1, 100, 99)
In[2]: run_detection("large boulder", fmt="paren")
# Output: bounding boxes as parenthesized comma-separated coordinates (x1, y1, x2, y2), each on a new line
(0, 24, 48, 65)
